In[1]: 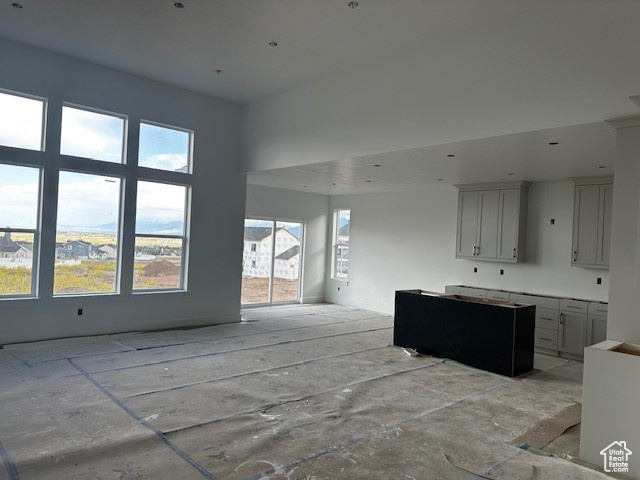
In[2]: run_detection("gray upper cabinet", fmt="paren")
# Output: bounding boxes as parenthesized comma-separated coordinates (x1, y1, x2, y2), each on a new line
(571, 177, 613, 268)
(455, 182, 530, 263)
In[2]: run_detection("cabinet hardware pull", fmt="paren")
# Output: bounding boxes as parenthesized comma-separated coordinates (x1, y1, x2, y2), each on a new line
(573, 251, 577, 261)
(513, 248, 516, 258)
(560, 313, 564, 325)
(539, 337, 553, 342)
(540, 317, 552, 321)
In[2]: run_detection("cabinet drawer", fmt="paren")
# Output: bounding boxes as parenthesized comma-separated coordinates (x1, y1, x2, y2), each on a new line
(536, 308, 559, 330)
(559, 298, 588, 314)
(444, 286, 462, 295)
(487, 290, 510, 301)
(457, 287, 487, 298)
(588, 302, 608, 316)
(510, 293, 560, 310)
(535, 328, 558, 350)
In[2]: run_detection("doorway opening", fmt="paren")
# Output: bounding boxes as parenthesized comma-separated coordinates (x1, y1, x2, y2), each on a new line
(241, 218, 303, 306)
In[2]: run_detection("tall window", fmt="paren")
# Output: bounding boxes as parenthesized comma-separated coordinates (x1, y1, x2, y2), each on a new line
(0, 164, 42, 297)
(133, 182, 189, 291)
(332, 209, 350, 280)
(0, 87, 194, 299)
(53, 172, 122, 295)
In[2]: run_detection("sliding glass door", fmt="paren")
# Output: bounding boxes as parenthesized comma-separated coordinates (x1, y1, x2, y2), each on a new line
(241, 218, 302, 306)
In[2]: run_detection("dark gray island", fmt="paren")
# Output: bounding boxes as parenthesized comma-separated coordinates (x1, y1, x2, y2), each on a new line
(394, 289, 535, 377)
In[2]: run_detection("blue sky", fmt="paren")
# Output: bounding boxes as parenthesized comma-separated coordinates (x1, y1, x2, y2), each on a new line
(1, 95, 190, 230)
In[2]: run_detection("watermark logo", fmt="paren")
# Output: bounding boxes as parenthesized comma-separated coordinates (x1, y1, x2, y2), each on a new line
(600, 441, 632, 473)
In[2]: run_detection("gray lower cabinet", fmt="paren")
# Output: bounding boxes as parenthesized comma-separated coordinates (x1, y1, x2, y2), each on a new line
(558, 311, 588, 356)
(444, 286, 607, 359)
(587, 315, 607, 345)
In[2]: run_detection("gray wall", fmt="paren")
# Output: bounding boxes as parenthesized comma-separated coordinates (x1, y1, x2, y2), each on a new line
(0, 38, 246, 344)
(245, 184, 328, 304)
(326, 181, 609, 314)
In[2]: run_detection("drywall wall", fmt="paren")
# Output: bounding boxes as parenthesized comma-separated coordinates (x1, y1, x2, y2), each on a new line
(608, 120, 640, 343)
(245, 184, 329, 303)
(326, 181, 609, 314)
(0, 38, 246, 344)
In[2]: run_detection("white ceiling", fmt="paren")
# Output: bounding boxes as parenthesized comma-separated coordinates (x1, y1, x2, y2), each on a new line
(2, 1, 638, 194)
(0, 0, 511, 103)
(248, 122, 616, 195)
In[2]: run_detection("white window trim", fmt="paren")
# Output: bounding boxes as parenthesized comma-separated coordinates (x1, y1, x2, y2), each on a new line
(331, 209, 350, 282)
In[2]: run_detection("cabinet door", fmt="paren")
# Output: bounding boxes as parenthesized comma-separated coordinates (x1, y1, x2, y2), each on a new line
(476, 190, 499, 259)
(572, 185, 600, 265)
(497, 189, 519, 261)
(587, 315, 607, 346)
(558, 311, 587, 356)
(456, 191, 479, 258)
(596, 184, 613, 266)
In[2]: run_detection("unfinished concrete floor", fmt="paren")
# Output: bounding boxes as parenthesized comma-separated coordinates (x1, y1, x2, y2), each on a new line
(0, 304, 610, 479)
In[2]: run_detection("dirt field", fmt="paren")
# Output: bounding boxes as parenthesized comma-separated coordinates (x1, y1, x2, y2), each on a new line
(241, 276, 299, 304)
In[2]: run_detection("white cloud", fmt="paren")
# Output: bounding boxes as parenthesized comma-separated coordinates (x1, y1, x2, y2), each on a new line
(136, 182, 186, 222)
(0, 93, 44, 150)
(0, 183, 39, 228)
(141, 153, 187, 171)
(60, 107, 124, 163)
(57, 174, 121, 227)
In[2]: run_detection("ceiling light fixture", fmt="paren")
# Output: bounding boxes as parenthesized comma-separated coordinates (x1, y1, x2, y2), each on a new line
(303, 185, 308, 188)
(174, 2, 184, 8)
(437, 178, 444, 181)
(347, 1, 359, 8)
(11, 2, 22, 8)
(215, 69, 223, 74)
(365, 180, 372, 183)
(549, 141, 559, 145)
(269, 41, 278, 47)
(598, 165, 607, 169)
(447, 154, 455, 158)
(332, 183, 337, 186)
(373, 164, 381, 167)
(507, 173, 515, 176)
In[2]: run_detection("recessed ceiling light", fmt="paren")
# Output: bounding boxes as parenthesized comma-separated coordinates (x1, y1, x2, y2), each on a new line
(365, 180, 372, 183)
(269, 41, 278, 47)
(215, 69, 223, 74)
(373, 164, 381, 167)
(347, 1, 359, 8)
(332, 183, 337, 186)
(437, 178, 444, 181)
(303, 185, 308, 188)
(549, 141, 559, 145)
(174, 2, 184, 8)
(507, 173, 515, 176)
(11, 2, 22, 8)
(447, 154, 455, 158)
(598, 165, 607, 169)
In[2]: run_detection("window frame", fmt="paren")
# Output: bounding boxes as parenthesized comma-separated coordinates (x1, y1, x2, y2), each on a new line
(0, 164, 43, 299)
(331, 209, 350, 281)
(0, 87, 48, 152)
(60, 102, 128, 164)
(132, 178, 192, 294)
(138, 119, 194, 174)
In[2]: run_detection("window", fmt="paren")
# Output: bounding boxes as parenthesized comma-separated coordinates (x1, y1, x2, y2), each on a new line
(0, 90, 46, 151)
(54, 172, 122, 295)
(60, 105, 126, 163)
(0, 163, 42, 297)
(133, 181, 189, 291)
(0, 89, 194, 299)
(251, 243, 257, 252)
(138, 122, 192, 173)
(332, 209, 350, 280)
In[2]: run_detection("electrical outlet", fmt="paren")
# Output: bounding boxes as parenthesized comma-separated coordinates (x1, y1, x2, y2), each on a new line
(500, 269, 504, 275)
(473, 267, 478, 273)
(78, 308, 83, 316)
(550, 218, 555, 225)
(337, 286, 340, 291)
(597, 277, 602, 285)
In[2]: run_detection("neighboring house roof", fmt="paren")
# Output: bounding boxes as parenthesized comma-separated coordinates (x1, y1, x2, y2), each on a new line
(16, 242, 33, 251)
(338, 223, 350, 236)
(276, 245, 300, 260)
(244, 226, 275, 242)
(0, 233, 20, 254)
